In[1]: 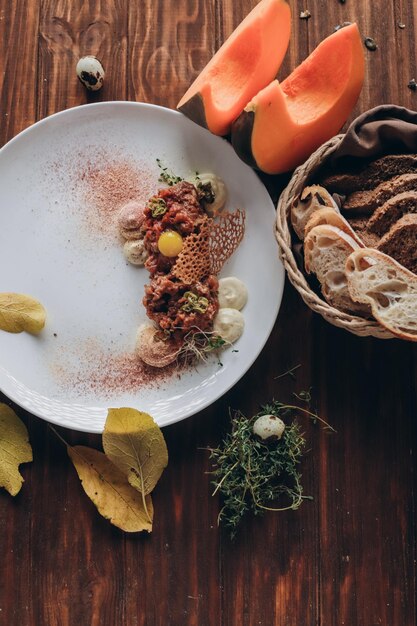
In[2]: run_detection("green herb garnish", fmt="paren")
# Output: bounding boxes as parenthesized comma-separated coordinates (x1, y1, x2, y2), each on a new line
(209, 398, 334, 537)
(197, 181, 215, 204)
(181, 291, 209, 314)
(148, 196, 167, 218)
(176, 327, 230, 366)
(156, 159, 183, 186)
(205, 335, 226, 351)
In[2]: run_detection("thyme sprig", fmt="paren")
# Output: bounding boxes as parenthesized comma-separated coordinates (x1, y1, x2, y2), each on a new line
(274, 364, 301, 380)
(209, 398, 332, 537)
(156, 159, 183, 186)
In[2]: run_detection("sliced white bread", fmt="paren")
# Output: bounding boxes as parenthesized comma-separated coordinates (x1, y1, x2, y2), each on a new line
(304, 225, 370, 316)
(304, 207, 365, 246)
(291, 185, 339, 240)
(346, 248, 417, 341)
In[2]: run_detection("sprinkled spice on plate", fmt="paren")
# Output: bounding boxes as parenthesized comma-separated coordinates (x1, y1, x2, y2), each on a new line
(53, 345, 184, 396)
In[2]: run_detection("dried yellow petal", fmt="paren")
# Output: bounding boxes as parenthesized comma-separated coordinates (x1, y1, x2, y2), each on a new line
(0, 293, 46, 334)
(68, 445, 153, 533)
(0, 404, 33, 496)
(103, 408, 168, 495)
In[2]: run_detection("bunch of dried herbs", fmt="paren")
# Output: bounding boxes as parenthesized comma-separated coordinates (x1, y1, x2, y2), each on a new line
(209, 398, 333, 537)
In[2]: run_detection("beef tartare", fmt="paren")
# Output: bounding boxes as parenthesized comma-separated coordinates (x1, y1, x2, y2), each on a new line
(142, 180, 219, 341)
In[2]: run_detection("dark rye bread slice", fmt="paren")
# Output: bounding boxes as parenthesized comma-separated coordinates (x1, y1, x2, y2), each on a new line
(320, 154, 417, 194)
(376, 214, 417, 274)
(367, 191, 417, 236)
(347, 216, 380, 248)
(342, 173, 417, 214)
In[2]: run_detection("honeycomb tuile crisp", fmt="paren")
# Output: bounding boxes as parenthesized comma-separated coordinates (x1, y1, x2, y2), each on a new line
(209, 208, 246, 275)
(172, 217, 212, 284)
(172, 210, 246, 284)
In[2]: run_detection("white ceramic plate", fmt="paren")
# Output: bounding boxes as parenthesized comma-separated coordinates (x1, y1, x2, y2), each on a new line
(0, 102, 284, 433)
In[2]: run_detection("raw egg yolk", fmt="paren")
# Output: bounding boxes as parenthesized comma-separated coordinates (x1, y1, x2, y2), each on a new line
(158, 230, 183, 257)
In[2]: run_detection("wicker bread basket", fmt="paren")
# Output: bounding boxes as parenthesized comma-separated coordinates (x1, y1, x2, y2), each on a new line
(275, 134, 395, 339)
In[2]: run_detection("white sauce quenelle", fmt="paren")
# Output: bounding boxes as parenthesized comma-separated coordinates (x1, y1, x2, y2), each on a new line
(213, 308, 244, 343)
(123, 239, 148, 265)
(192, 173, 227, 215)
(218, 277, 248, 310)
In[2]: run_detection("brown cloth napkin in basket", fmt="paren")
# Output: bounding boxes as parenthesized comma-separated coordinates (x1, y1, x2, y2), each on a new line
(330, 104, 417, 164)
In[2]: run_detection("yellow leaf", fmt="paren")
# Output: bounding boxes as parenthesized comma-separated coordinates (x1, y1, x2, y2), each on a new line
(68, 445, 153, 532)
(0, 404, 33, 496)
(0, 292, 46, 334)
(103, 408, 168, 496)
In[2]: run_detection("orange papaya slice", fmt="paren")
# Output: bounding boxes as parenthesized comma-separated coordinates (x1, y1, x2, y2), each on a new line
(177, 0, 291, 136)
(231, 23, 365, 174)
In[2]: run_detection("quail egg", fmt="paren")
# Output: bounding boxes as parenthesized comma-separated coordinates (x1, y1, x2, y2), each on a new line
(76, 56, 105, 92)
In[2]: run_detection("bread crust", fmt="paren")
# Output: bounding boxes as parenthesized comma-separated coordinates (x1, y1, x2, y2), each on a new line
(305, 207, 364, 245)
(291, 185, 338, 240)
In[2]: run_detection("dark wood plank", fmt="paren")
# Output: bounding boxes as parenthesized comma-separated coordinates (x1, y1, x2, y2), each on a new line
(0, 1, 417, 625)
(128, 0, 216, 108)
(0, 0, 40, 141)
(38, 0, 127, 118)
(315, 329, 417, 626)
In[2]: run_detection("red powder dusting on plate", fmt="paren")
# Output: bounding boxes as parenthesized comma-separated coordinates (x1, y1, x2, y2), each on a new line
(48, 146, 156, 239)
(55, 345, 184, 398)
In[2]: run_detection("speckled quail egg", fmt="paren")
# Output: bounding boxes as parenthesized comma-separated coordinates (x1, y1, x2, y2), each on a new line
(253, 415, 285, 442)
(76, 56, 105, 92)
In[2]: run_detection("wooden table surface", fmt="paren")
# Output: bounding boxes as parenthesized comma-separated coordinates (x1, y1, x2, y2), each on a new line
(1, 1, 416, 625)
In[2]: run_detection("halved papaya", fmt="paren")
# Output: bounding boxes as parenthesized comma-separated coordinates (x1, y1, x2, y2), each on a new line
(231, 23, 365, 174)
(177, 0, 291, 136)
